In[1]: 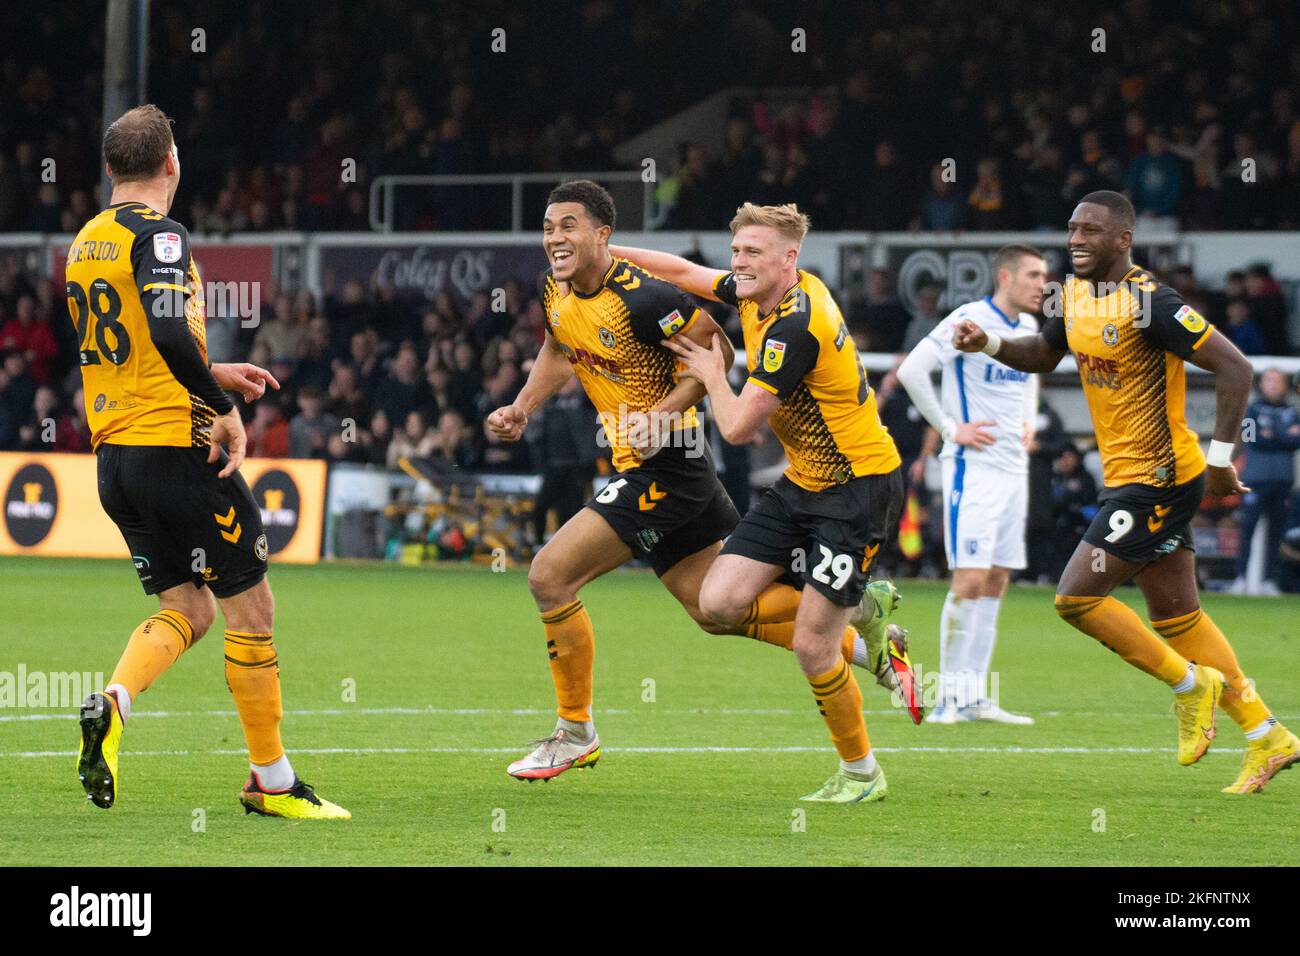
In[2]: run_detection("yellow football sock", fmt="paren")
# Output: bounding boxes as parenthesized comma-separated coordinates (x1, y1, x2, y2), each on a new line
(740, 583, 803, 628)
(747, 621, 857, 663)
(542, 600, 595, 723)
(1055, 595, 1190, 685)
(807, 660, 870, 762)
(1152, 608, 1272, 730)
(109, 610, 195, 700)
(223, 630, 284, 765)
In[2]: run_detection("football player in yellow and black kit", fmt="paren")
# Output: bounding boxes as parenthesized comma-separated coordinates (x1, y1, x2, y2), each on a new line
(613, 203, 920, 803)
(490, 183, 908, 783)
(955, 190, 1298, 794)
(69, 105, 347, 818)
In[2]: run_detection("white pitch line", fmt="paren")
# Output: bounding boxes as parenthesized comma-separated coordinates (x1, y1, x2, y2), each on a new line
(1, 744, 1243, 758)
(4, 706, 1278, 722)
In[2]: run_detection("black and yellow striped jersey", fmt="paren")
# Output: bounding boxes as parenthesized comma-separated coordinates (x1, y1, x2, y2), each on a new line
(66, 203, 230, 450)
(1042, 264, 1210, 488)
(540, 257, 703, 471)
(713, 269, 901, 491)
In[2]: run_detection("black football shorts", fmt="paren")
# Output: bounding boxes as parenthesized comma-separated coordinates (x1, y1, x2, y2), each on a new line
(723, 468, 904, 606)
(1082, 471, 1205, 565)
(97, 443, 268, 598)
(585, 438, 740, 576)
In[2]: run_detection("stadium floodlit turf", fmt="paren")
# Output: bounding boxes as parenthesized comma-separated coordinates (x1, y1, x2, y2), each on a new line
(2, 555, 1297, 866)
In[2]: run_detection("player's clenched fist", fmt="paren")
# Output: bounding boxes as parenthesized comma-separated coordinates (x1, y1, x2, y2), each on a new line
(952, 319, 988, 353)
(487, 404, 528, 441)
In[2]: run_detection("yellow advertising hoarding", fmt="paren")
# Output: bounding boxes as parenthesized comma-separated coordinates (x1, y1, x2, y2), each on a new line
(0, 453, 324, 563)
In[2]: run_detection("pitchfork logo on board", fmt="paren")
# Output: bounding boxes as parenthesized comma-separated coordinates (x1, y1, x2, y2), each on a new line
(5, 463, 58, 547)
(251, 469, 300, 555)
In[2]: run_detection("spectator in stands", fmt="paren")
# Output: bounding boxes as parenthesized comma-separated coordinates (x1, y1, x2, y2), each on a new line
(849, 268, 911, 353)
(917, 162, 966, 231)
(1223, 300, 1267, 355)
(1277, 523, 1300, 593)
(447, 340, 483, 418)
(967, 157, 1010, 230)
(289, 386, 340, 459)
(860, 140, 911, 231)
(348, 329, 383, 389)
(246, 398, 291, 459)
(432, 408, 475, 469)
(1231, 368, 1300, 595)
(372, 341, 428, 424)
(254, 293, 307, 360)
(665, 142, 715, 230)
(0, 295, 58, 384)
(1125, 127, 1183, 221)
(327, 362, 372, 428)
(527, 377, 599, 544)
(1025, 397, 1069, 582)
(16, 384, 60, 450)
(386, 409, 439, 469)
(1021, 143, 1070, 230)
(899, 281, 945, 352)
(58, 388, 91, 452)
(1051, 443, 1100, 579)
(0, 352, 36, 449)
(297, 315, 335, 392)
(359, 408, 392, 465)
(1245, 263, 1289, 355)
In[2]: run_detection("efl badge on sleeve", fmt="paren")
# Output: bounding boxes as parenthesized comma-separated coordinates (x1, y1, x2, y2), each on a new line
(1174, 304, 1207, 334)
(762, 339, 786, 373)
(153, 232, 182, 263)
(657, 310, 685, 336)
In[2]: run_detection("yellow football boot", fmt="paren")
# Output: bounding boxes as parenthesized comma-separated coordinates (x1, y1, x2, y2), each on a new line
(1222, 726, 1300, 795)
(239, 776, 352, 819)
(1173, 664, 1224, 766)
(799, 765, 888, 804)
(77, 692, 124, 809)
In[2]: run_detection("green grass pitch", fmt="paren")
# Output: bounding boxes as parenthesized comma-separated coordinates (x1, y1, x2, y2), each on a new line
(1, 555, 1297, 866)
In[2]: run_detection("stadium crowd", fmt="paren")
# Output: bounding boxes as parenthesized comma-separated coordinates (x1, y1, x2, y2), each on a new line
(3, 0, 1299, 234)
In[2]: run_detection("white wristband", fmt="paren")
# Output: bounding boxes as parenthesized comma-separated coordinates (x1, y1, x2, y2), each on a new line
(981, 331, 1002, 356)
(1206, 440, 1234, 468)
(940, 418, 958, 443)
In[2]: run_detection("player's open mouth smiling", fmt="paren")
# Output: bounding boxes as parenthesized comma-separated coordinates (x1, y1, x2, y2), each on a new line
(1070, 249, 1093, 268)
(551, 249, 573, 265)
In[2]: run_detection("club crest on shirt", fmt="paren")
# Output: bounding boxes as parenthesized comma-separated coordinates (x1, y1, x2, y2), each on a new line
(657, 310, 685, 336)
(598, 326, 616, 348)
(1102, 323, 1119, 346)
(1174, 304, 1206, 334)
(763, 339, 786, 373)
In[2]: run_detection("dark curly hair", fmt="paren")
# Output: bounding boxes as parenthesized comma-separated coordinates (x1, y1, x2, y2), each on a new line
(546, 179, 616, 230)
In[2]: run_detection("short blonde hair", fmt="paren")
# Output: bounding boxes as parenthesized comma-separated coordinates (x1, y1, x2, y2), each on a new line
(729, 202, 811, 246)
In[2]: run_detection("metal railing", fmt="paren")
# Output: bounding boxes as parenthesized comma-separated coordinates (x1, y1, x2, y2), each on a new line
(368, 171, 656, 233)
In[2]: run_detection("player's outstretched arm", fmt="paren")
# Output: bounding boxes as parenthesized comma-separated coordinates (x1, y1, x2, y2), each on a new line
(653, 311, 734, 415)
(212, 362, 281, 403)
(665, 333, 777, 444)
(486, 332, 574, 441)
(952, 318, 1066, 373)
(1185, 328, 1254, 496)
(629, 312, 733, 458)
(609, 245, 727, 302)
(896, 338, 996, 449)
